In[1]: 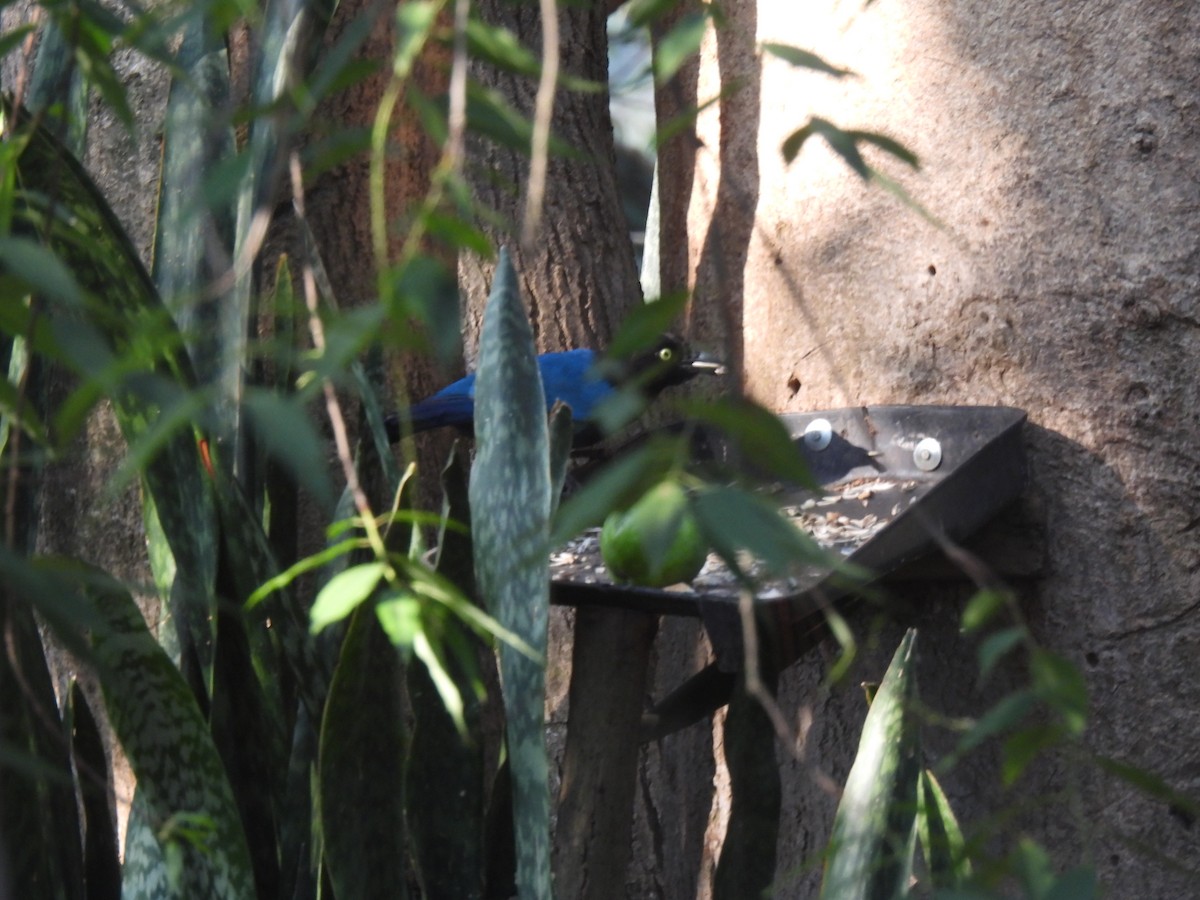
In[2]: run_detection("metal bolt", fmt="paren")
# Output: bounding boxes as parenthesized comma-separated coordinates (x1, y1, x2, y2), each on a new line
(913, 437, 942, 471)
(804, 418, 833, 451)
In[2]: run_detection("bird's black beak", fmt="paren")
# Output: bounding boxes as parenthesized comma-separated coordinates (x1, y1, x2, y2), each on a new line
(685, 352, 726, 377)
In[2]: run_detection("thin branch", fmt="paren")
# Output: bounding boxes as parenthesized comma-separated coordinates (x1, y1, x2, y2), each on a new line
(288, 152, 384, 557)
(736, 588, 796, 746)
(446, 0, 470, 175)
(521, 0, 560, 251)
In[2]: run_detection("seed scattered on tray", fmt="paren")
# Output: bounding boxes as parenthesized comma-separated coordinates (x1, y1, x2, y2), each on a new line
(550, 475, 925, 596)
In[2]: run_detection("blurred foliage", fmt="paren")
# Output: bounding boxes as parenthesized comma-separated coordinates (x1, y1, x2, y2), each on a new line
(0, 0, 1195, 898)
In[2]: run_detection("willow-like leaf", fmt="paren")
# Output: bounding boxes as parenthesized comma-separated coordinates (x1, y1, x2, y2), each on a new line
(468, 248, 553, 900)
(820, 629, 921, 900)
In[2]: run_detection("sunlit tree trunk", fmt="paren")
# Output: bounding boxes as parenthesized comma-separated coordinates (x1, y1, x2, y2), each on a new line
(637, 1, 1200, 897)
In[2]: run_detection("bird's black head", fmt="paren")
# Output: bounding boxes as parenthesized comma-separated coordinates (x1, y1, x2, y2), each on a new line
(621, 335, 725, 397)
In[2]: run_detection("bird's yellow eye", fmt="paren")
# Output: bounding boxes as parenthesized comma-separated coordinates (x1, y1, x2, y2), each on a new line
(658, 346, 674, 362)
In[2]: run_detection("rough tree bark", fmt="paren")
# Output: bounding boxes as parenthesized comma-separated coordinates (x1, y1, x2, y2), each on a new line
(636, 1, 1200, 897)
(460, 0, 641, 358)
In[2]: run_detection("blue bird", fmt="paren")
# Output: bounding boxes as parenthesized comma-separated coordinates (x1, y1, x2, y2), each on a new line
(386, 335, 723, 445)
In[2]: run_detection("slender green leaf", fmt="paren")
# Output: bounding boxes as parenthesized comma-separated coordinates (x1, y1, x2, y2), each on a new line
(604, 290, 690, 360)
(626, 0, 679, 28)
(977, 625, 1024, 681)
(1092, 755, 1200, 818)
(1029, 648, 1088, 736)
(243, 389, 334, 506)
(762, 42, 856, 79)
(310, 561, 386, 632)
(822, 603, 858, 686)
(1002, 724, 1066, 787)
(551, 435, 681, 544)
(394, 1, 439, 78)
(245, 536, 362, 609)
(946, 689, 1036, 766)
(693, 483, 832, 580)
(654, 12, 708, 84)
(468, 248, 552, 900)
(681, 396, 817, 487)
(820, 629, 921, 900)
(467, 81, 580, 159)
(375, 590, 422, 650)
(916, 768, 971, 889)
(960, 588, 1009, 633)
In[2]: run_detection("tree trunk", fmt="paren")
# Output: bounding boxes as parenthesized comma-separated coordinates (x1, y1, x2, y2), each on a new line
(636, 1, 1200, 897)
(461, 0, 640, 356)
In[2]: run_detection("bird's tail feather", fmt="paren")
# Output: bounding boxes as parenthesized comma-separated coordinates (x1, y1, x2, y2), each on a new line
(384, 394, 476, 442)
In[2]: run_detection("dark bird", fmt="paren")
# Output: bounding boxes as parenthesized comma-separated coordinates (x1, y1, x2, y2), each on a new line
(385, 335, 724, 445)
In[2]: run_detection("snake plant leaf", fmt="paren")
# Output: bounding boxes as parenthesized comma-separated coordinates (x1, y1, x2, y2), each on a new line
(8, 99, 219, 695)
(468, 248, 553, 900)
(153, 15, 235, 388)
(916, 767, 971, 889)
(820, 629, 921, 900)
(405, 445, 489, 900)
(214, 471, 332, 722)
(318, 604, 409, 899)
(26, 14, 89, 152)
(0, 596, 85, 900)
(81, 568, 255, 899)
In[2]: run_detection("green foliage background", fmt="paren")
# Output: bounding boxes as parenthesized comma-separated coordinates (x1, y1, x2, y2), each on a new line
(1, 1, 1194, 898)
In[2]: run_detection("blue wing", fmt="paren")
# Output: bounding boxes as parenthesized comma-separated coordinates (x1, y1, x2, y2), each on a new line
(535, 349, 614, 422)
(408, 373, 478, 431)
(396, 348, 615, 437)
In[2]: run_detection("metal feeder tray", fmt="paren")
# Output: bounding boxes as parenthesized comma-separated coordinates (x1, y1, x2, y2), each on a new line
(550, 405, 1027, 734)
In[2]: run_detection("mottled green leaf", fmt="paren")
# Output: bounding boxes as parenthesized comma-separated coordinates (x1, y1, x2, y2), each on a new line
(916, 768, 970, 889)
(84, 572, 254, 899)
(820, 630, 920, 900)
(9, 103, 219, 694)
(319, 605, 408, 898)
(468, 248, 552, 900)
